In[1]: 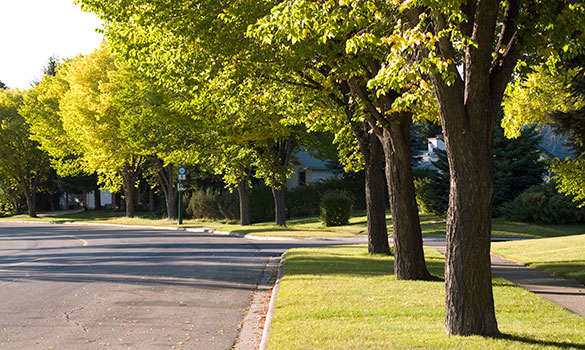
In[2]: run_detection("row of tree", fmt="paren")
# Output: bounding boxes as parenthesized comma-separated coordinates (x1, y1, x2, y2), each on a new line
(5, 0, 583, 337)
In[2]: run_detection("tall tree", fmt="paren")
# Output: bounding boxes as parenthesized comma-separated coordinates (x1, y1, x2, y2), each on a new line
(0, 89, 51, 217)
(371, 0, 585, 335)
(504, 54, 585, 204)
(251, 2, 428, 268)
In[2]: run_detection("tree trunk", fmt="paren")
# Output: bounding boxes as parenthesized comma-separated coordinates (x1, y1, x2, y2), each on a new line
(158, 164, 178, 220)
(347, 77, 431, 279)
(121, 170, 136, 218)
(23, 189, 37, 217)
(363, 135, 390, 255)
(437, 97, 499, 336)
(94, 183, 101, 210)
(149, 188, 156, 212)
(272, 187, 286, 226)
(379, 115, 432, 280)
(238, 179, 250, 226)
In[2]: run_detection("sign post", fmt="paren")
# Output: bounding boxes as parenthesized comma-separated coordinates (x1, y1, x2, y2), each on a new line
(177, 166, 187, 225)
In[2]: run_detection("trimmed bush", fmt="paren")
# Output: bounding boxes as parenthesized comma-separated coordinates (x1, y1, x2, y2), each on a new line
(320, 190, 352, 226)
(500, 183, 585, 224)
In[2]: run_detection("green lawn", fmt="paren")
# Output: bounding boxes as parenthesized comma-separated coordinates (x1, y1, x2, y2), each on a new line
(492, 234, 585, 284)
(3, 209, 585, 240)
(267, 245, 585, 350)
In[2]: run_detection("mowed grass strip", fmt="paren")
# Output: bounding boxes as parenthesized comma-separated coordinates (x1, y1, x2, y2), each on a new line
(492, 234, 585, 284)
(267, 246, 585, 350)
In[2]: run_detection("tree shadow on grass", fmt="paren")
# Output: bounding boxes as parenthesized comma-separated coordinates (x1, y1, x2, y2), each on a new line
(283, 251, 445, 281)
(496, 333, 585, 349)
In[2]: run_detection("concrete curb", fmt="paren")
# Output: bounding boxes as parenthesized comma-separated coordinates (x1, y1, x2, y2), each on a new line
(260, 252, 286, 350)
(233, 254, 281, 350)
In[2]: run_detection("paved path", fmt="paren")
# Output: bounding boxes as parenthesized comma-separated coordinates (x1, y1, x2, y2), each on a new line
(424, 239, 585, 318)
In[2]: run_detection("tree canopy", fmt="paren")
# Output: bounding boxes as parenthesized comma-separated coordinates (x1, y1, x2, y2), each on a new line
(0, 89, 51, 217)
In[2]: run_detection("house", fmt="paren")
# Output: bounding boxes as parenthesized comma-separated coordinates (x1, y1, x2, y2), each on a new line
(414, 135, 445, 170)
(286, 151, 341, 189)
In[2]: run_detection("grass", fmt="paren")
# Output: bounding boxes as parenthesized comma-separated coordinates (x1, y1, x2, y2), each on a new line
(267, 245, 585, 350)
(3, 208, 585, 239)
(492, 234, 585, 285)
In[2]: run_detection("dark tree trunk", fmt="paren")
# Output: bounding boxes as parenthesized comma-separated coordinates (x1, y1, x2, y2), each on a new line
(149, 188, 155, 212)
(347, 76, 431, 280)
(121, 169, 137, 218)
(442, 121, 498, 336)
(23, 189, 37, 217)
(272, 187, 286, 226)
(424, 0, 521, 334)
(379, 116, 432, 280)
(157, 164, 178, 220)
(432, 70, 500, 335)
(94, 183, 101, 210)
(363, 134, 390, 255)
(238, 179, 250, 226)
(339, 81, 390, 255)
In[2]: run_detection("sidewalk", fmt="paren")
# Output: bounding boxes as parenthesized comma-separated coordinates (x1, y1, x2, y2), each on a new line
(423, 240, 585, 318)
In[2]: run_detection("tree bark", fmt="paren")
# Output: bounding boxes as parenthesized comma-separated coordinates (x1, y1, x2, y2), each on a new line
(379, 117, 432, 280)
(347, 77, 431, 280)
(363, 134, 390, 255)
(157, 163, 178, 220)
(94, 183, 101, 210)
(338, 80, 390, 255)
(121, 169, 137, 218)
(23, 189, 37, 217)
(238, 179, 250, 226)
(149, 187, 156, 212)
(423, 0, 521, 335)
(272, 187, 286, 226)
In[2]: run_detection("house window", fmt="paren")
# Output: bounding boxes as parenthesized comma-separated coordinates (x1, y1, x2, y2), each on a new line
(299, 171, 306, 186)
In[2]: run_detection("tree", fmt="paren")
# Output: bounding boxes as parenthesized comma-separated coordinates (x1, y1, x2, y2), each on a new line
(504, 54, 585, 205)
(424, 121, 545, 215)
(0, 89, 51, 217)
(43, 56, 58, 77)
(0, 81, 7, 89)
(371, 0, 585, 335)
(251, 2, 429, 268)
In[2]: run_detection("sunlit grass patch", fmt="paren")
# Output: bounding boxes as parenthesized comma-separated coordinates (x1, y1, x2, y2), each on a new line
(267, 245, 585, 350)
(492, 234, 585, 284)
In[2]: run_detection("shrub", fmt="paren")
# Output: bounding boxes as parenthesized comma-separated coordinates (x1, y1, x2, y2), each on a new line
(249, 183, 275, 223)
(413, 168, 448, 215)
(320, 190, 352, 226)
(286, 183, 321, 218)
(500, 183, 585, 224)
(185, 188, 239, 220)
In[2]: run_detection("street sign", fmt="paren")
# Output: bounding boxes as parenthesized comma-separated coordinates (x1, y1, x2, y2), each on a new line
(178, 166, 187, 181)
(178, 182, 185, 192)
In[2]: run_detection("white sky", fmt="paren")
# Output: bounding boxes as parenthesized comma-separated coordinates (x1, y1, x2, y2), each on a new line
(0, 0, 104, 90)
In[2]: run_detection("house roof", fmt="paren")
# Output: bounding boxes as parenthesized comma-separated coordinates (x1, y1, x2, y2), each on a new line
(295, 151, 331, 170)
(539, 125, 574, 160)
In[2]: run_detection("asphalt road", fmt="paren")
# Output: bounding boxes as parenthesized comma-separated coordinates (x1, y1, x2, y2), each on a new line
(0, 222, 325, 350)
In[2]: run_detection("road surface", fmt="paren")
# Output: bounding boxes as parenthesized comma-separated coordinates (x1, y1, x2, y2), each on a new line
(0, 222, 326, 350)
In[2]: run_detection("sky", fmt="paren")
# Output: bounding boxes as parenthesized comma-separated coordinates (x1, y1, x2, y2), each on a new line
(0, 0, 104, 90)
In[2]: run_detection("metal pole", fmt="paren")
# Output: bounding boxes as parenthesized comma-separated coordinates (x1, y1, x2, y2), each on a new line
(178, 183, 183, 225)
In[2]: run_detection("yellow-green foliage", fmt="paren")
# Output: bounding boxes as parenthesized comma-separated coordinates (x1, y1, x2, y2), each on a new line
(502, 64, 585, 138)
